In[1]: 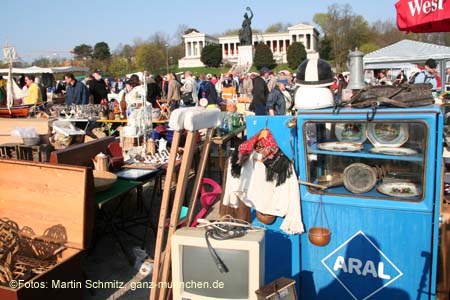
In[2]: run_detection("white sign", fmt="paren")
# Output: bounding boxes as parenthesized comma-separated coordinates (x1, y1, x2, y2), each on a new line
(321, 230, 403, 300)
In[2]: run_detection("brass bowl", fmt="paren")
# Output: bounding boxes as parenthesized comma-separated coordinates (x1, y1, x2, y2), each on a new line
(308, 227, 331, 246)
(318, 173, 343, 188)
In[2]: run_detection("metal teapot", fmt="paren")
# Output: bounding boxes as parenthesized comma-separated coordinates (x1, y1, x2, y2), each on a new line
(92, 152, 110, 172)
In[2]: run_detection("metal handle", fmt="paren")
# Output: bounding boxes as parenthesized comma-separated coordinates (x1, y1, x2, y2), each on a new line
(298, 180, 328, 190)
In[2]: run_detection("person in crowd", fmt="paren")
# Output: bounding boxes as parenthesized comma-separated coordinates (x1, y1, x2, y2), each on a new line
(89, 69, 108, 104)
(64, 73, 89, 105)
(166, 72, 181, 111)
(241, 73, 253, 95)
(393, 70, 407, 86)
(337, 73, 348, 100)
(23, 75, 42, 105)
(180, 71, 198, 106)
(146, 74, 161, 107)
(198, 73, 220, 107)
(267, 72, 278, 92)
(0, 75, 6, 89)
(34, 77, 47, 103)
(411, 59, 438, 96)
(446, 68, 450, 84)
(266, 82, 287, 116)
(251, 67, 270, 115)
(330, 77, 339, 100)
(223, 73, 237, 90)
(376, 71, 391, 85)
(18, 75, 26, 89)
(210, 74, 218, 86)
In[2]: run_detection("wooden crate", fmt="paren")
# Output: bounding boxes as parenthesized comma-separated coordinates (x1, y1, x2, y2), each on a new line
(0, 159, 95, 300)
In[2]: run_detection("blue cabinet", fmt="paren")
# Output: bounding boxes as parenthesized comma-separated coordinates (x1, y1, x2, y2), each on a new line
(247, 105, 445, 300)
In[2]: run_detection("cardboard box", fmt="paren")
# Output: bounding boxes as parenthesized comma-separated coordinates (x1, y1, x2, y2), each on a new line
(0, 159, 95, 300)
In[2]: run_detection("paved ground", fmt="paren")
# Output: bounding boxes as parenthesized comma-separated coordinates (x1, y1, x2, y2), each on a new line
(82, 170, 222, 300)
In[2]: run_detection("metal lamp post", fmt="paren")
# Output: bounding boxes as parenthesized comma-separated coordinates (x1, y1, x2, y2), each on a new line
(165, 44, 169, 74)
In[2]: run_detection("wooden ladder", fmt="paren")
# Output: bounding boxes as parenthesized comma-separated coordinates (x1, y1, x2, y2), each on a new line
(150, 124, 215, 300)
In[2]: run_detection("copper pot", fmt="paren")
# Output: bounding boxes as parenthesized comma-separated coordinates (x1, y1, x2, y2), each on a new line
(256, 211, 276, 225)
(308, 227, 331, 246)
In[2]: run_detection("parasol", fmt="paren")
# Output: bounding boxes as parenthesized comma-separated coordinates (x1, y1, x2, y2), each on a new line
(395, 0, 450, 33)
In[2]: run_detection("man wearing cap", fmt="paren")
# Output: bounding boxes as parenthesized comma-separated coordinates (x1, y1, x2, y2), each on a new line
(251, 67, 270, 115)
(89, 69, 108, 104)
(412, 59, 438, 94)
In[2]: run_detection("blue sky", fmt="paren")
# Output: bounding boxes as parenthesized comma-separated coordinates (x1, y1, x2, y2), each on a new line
(3, 0, 399, 62)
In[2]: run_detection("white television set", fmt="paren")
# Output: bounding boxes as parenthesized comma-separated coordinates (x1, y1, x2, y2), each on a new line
(171, 227, 265, 300)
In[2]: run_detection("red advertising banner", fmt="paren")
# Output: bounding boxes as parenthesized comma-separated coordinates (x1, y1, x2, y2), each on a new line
(396, 0, 450, 32)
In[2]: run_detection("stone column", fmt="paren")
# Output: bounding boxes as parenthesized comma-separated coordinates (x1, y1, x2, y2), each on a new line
(185, 42, 189, 57)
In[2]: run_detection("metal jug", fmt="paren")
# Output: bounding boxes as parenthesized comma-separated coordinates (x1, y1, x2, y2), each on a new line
(347, 48, 366, 90)
(92, 152, 109, 172)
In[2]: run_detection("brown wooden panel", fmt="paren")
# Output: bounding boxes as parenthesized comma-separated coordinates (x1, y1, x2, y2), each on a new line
(49, 136, 115, 167)
(0, 159, 94, 249)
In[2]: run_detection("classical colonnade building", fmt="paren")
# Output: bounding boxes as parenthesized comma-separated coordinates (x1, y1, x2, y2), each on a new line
(178, 24, 319, 68)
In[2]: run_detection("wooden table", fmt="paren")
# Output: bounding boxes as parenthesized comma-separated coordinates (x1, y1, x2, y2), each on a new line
(211, 126, 246, 182)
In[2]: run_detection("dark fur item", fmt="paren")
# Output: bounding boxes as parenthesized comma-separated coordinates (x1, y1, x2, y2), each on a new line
(345, 83, 434, 108)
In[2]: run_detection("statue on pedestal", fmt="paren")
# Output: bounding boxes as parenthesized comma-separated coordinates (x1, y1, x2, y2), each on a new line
(239, 7, 254, 46)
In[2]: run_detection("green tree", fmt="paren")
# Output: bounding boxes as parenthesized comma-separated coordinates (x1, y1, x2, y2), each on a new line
(318, 36, 332, 60)
(265, 23, 284, 33)
(287, 42, 306, 70)
(313, 4, 371, 72)
(254, 43, 276, 70)
(93, 42, 111, 60)
(72, 44, 93, 60)
(109, 57, 131, 77)
(359, 42, 379, 54)
(200, 44, 222, 67)
(32, 57, 51, 67)
(135, 43, 165, 73)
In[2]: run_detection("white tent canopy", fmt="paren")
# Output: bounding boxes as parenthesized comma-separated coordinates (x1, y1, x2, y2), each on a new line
(0, 65, 88, 74)
(364, 40, 450, 88)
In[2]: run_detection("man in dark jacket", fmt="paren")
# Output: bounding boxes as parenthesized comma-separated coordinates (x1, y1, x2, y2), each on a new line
(64, 73, 89, 105)
(266, 82, 286, 115)
(89, 69, 108, 104)
(251, 67, 270, 115)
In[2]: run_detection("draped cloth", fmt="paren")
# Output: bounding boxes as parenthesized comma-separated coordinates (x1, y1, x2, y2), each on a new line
(224, 129, 304, 235)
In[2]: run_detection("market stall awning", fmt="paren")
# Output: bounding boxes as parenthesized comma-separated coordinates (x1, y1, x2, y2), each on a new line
(0, 65, 88, 74)
(395, 0, 450, 32)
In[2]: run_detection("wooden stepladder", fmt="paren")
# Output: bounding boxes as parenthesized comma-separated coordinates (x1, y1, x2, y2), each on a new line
(150, 107, 220, 300)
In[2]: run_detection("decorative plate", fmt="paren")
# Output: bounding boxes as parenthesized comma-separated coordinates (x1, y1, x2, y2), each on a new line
(367, 123, 409, 147)
(335, 123, 367, 143)
(318, 142, 363, 152)
(377, 182, 420, 197)
(343, 163, 377, 194)
(369, 147, 418, 156)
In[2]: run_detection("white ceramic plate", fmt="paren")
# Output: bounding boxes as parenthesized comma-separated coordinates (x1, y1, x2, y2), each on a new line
(367, 123, 409, 147)
(369, 147, 418, 156)
(335, 123, 367, 143)
(377, 182, 420, 197)
(318, 142, 363, 152)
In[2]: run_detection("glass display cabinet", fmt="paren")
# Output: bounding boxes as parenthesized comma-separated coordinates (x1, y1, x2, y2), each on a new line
(247, 105, 446, 300)
(296, 106, 444, 300)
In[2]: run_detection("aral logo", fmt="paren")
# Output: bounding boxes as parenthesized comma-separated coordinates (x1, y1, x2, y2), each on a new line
(408, 0, 444, 16)
(321, 231, 403, 300)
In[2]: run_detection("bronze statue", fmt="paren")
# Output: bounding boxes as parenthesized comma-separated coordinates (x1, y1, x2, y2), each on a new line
(239, 7, 254, 46)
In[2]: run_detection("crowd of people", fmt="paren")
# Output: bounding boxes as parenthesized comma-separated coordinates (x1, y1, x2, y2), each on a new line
(2, 58, 448, 116)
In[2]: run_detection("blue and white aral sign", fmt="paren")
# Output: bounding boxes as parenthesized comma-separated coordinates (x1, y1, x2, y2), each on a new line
(321, 230, 403, 300)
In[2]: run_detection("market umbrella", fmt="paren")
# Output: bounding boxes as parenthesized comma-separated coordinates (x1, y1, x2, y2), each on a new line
(395, 0, 450, 32)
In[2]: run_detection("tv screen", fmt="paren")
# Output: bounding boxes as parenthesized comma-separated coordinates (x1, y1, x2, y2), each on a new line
(182, 246, 249, 299)
(171, 227, 264, 300)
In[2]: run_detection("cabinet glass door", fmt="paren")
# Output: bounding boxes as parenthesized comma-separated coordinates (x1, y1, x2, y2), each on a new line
(302, 121, 427, 202)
